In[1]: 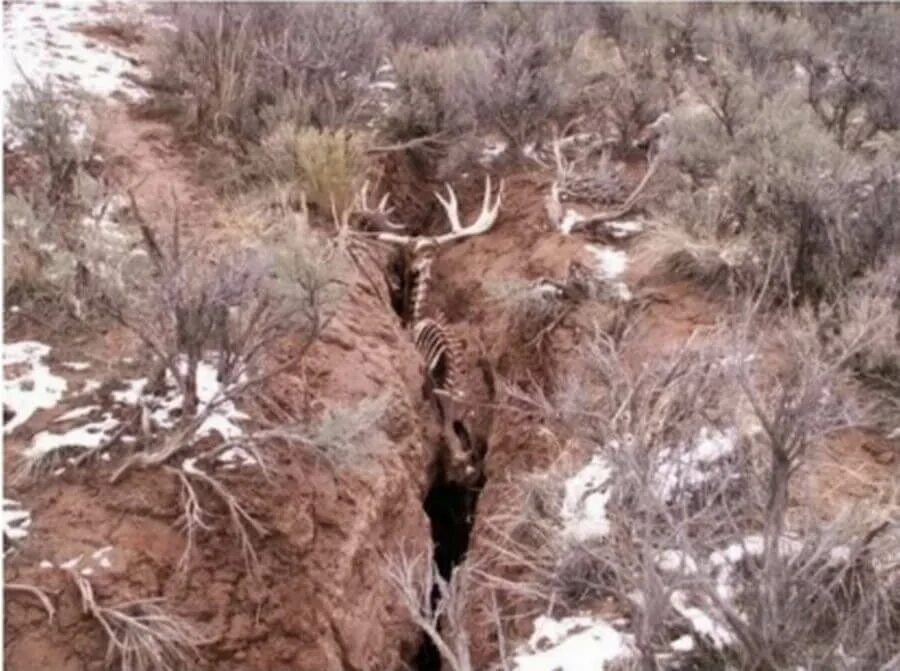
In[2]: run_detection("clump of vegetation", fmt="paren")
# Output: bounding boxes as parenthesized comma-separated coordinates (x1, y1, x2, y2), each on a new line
(293, 127, 368, 216)
(4, 79, 112, 324)
(147, 4, 384, 144)
(476, 321, 900, 668)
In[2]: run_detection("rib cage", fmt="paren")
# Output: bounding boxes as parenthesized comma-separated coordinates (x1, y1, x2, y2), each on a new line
(413, 315, 462, 394)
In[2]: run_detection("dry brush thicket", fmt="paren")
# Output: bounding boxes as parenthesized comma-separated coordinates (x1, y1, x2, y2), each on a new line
(477, 316, 899, 669)
(5, 2, 900, 669)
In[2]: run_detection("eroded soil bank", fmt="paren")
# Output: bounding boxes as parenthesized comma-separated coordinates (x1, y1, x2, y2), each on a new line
(5, 4, 899, 671)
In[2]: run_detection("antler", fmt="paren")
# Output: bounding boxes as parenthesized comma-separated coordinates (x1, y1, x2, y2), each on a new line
(432, 175, 504, 244)
(546, 154, 660, 234)
(374, 175, 504, 246)
(354, 180, 406, 231)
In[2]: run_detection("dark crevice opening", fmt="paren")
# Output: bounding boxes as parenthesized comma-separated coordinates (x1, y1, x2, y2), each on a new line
(413, 465, 485, 671)
(387, 248, 412, 325)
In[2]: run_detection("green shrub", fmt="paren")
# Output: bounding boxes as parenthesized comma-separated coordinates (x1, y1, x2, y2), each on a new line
(294, 127, 368, 216)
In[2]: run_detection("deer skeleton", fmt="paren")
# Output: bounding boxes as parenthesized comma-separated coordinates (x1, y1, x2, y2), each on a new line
(354, 176, 503, 483)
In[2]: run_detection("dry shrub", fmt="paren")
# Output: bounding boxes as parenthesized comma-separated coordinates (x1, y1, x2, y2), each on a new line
(67, 571, 204, 671)
(803, 6, 900, 147)
(478, 317, 899, 668)
(386, 44, 490, 142)
(484, 278, 580, 370)
(826, 258, 900, 406)
(6, 77, 101, 206)
(652, 92, 899, 305)
(384, 4, 595, 163)
(379, 2, 483, 48)
(95, 201, 346, 419)
(148, 4, 385, 143)
(3, 194, 79, 314)
(3, 81, 117, 325)
(475, 5, 583, 151)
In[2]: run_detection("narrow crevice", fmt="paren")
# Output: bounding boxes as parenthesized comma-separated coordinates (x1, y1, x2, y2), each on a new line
(387, 247, 412, 324)
(413, 465, 485, 671)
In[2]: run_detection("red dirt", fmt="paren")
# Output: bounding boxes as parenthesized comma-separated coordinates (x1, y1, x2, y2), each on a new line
(4, 102, 440, 670)
(4, 245, 438, 670)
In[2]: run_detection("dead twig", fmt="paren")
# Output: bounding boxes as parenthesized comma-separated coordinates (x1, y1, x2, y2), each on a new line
(5, 582, 56, 622)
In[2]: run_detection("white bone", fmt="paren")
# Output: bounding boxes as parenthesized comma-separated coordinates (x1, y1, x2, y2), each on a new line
(432, 175, 503, 245)
(375, 175, 503, 246)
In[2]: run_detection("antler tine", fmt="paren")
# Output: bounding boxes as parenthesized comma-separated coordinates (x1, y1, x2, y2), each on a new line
(357, 179, 372, 210)
(433, 175, 503, 244)
(434, 183, 462, 232)
(545, 180, 563, 229)
(474, 174, 503, 230)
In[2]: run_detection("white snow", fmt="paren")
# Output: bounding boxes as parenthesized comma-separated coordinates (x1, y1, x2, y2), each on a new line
(606, 220, 645, 238)
(587, 245, 628, 280)
(560, 209, 585, 235)
(656, 549, 698, 575)
(111, 377, 147, 405)
(55, 405, 101, 422)
(39, 559, 54, 569)
(670, 590, 736, 650)
(62, 361, 91, 371)
(561, 455, 614, 542)
(25, 412, 120, 462)
(651, 427, 738, 501)
(586, 245, 632, 300)
(670, 635, 695, 653)
(513, 614, 633, 671)
(3, 1, 150, 103)
(218, 446, 257, 468)
(480, 139, 509, 165)
(4, 341, 68, 434)
(2, 499, 32, 543)
(82, 379, 102, 394)
(113, 359, 248, 441)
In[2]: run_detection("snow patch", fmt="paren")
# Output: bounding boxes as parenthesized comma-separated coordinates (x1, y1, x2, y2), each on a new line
(586, 245, 632, 300)
(112, 359, 248, 441)
(561, 455, 614, 542)
(480, 139, 509, 165)
(656, 549, 698, 575)
(606, 219, 645, 239)
(55, 405, 101, 423)
(670, 590, 736, 650)
(25, 412, 120, 462)
(560, 210, 585, 235)
(652, 427, 738, 501)
(587, 245, 628, 280)
(62, 361, 91, 371)
(3, 499, 32, 544)
(218, 446, 257, 469)
(82, 379, 102, 394)
(3, 1, 150, 103)
(111, 377, 147, 405)
(4, 341, 68, 434)
(513, 614, 634, 671)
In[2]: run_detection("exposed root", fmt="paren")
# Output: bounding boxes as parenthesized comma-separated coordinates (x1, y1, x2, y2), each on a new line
(66, 570, 205, 671)
(170, 460, 267, 580)
(5, 582, 56, 622)
(385, 549, 473, 671)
